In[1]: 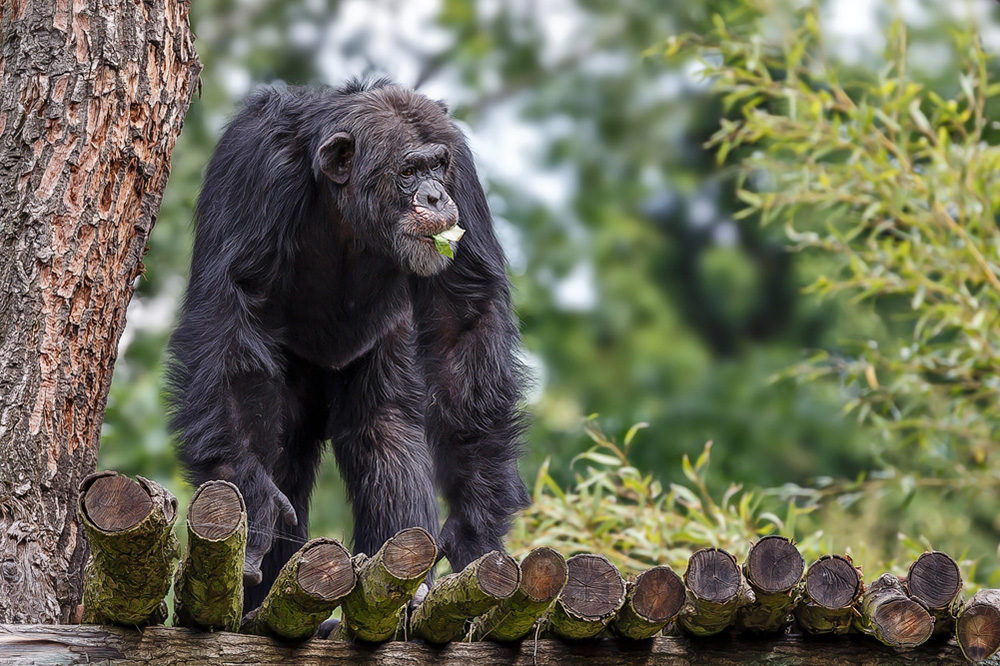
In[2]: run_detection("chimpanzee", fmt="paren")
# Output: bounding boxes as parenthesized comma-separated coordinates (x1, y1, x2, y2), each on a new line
(166, 79, 528, 610)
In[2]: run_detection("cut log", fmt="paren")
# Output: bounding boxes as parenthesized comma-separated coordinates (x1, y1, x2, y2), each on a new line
(0, 624, 977, 665)
(678, 548, 752, 637)
(242, 538, 355, 641)
(410, 551, 520, 643)
(736, 536, 804, 633)
(173, 481, 247, 631)
(955, 589, 1000, 664)
(546, 554, 625, 639)
(794, 554, 862, 635)
(905, 551, 962, 636)
(466, 547, 568, 642)
(78, 472, 179, 626)
(333, 527, 436, 642)
(855, 573, 934, 649)
(610, 566, 686, 640)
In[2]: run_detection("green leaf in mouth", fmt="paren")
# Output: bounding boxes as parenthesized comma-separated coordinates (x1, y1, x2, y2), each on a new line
(431, 225, 465, 258)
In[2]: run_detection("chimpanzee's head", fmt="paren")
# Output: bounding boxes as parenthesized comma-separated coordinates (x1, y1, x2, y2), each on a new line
(314, 83, 464, 277)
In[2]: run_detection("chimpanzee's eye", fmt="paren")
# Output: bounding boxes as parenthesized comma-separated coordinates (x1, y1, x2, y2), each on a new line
(434, 159, 445, 170)
(401, 167, 414, 178)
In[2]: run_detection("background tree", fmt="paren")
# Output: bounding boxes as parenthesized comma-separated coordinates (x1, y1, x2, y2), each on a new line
(0, 0, 199, 622)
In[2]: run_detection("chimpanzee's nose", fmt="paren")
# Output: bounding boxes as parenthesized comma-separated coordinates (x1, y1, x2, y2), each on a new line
(417, 181, 448, 211)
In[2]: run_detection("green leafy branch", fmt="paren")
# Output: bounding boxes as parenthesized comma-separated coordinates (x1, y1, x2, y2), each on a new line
(666, 0, 1000, 475)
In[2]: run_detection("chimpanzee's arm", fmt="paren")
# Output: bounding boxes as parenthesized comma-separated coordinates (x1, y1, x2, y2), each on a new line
(166, 341, 299, 584)
(166, 90, 314, 584)
(412, 144, 529, 570)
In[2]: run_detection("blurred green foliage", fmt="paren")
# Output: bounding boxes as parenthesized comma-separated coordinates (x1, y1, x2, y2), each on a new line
(99, 0, 1000, 583)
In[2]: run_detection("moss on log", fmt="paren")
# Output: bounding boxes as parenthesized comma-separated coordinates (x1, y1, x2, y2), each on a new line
(410, 551, 520, 644)
(173, 481, 247, 631)
(78, 472, 179, 626)
(855, 573, 934, 649)
(242, 538, 355, 641)
(904, 551, 962, 636)
(333, 527, 436, 642)
(546, 554, 625, 639)
(955, 589, 1000, 664)
(466, 547, 568, 642)
(610, 566, 686, 640)
(736, 536, 804, 633)
(793, 554, 862, 635)
(678, 548, 752, 637)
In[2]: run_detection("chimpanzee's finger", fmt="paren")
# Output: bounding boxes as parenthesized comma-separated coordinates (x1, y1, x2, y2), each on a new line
(243, 564, 263, 586)
(316, 618, 340, 638)
(243, 533, 271, 586)
(263, 474, 298, 526)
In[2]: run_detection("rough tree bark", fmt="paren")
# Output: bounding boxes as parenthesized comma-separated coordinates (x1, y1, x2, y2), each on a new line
(0, 0, 200, 623)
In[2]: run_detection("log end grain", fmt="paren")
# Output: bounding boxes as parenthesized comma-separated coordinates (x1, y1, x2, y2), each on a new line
(476, 551, 520, 599)
(81, 473, 152, 532)
(188, 481, 244, 541)
(957, 600, 1000, 663)
(746, 536, 804, 594)
(382, 527, 437, 580)
(297, 540, 355, 601)
(907, 551, 961, 610)
(632, 566, 685, 623)
(520, 547, 568, 603)
(873, 597, 935, 648)
(805, 555, 861, 609)
(686, 548, 740, 603)
(562, 554, 625, 620)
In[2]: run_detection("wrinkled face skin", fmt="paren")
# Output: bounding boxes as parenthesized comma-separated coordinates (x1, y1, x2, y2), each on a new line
(390, 143, 460, 276)
(315, 89, 462, 277)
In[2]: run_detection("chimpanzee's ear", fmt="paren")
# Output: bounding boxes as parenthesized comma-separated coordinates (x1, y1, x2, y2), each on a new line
(317, 132, 354, 184)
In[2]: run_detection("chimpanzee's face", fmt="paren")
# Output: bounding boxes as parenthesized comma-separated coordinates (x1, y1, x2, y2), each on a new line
(389, 143, 459, 276)
(315, 89, 463, 277)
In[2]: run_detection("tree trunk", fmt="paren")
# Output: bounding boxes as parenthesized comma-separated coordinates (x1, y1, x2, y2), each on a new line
(0, 0, 200, 623)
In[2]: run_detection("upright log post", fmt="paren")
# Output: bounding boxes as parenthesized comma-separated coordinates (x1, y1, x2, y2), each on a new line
(904, 551, 962, 636)
(546, 554, 625, 639)
(467, 547, 568, 642)
(333, 527, 436, 642)
(956, 589, 1000, 664)
(737, 536, 804, 633)
(678, 548, 752, 636)
(78, 472, 178, 626)
(610, 565, 686, 640)
(794, 554, 862, 635)
(241, 538, 355, 641)
(410, 551, 520, 644)
(855, 573, 934, 649)
(173, 481, 247, 631)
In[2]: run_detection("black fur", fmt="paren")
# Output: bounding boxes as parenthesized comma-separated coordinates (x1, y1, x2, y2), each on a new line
(166, 80, 529, 610)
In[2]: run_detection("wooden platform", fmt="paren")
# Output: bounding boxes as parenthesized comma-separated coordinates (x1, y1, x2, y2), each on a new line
(0, 624, 971, 665)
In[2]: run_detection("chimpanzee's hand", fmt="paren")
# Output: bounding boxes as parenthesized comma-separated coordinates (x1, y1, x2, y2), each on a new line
(438, 515, 500, 574)
(242, 472, 298, 586)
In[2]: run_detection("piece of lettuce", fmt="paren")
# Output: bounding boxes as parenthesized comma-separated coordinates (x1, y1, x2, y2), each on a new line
(431, 225, 465, 258)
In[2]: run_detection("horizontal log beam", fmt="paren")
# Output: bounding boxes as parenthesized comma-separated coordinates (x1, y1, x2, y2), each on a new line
(0, 624, 971, 665)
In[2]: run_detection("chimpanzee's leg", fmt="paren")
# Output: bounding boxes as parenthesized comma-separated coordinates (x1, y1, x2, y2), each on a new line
(326, 319, 439, 558)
